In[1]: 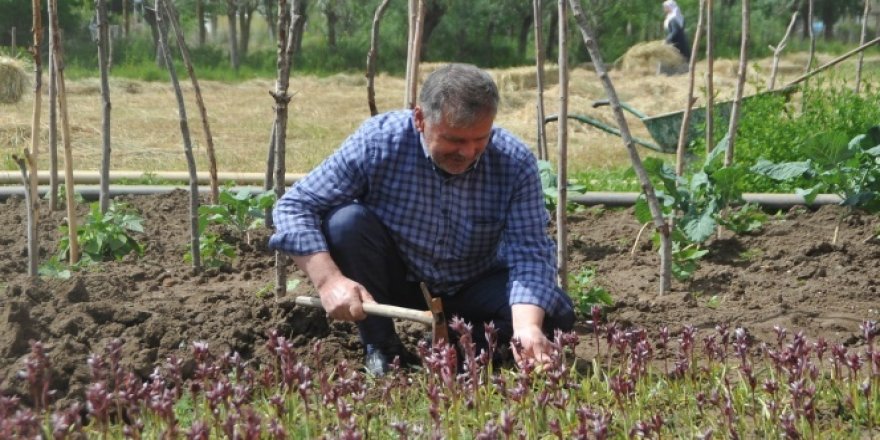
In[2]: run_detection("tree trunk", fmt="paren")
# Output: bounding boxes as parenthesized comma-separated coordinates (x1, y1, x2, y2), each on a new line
(324, 5, 338, 50)
(97, 0, 112, 213)
(545, 6, 557, 62)
(28, 0, 42, 228)
(517, 11, 533, 61)
(239, 2, 255, 59)
(291, 0, 308, 54)
(227, 0, 240, 70)
(196, 0, 205, 46)
(419, 0, 445, 57)
(263, 0, 276, 41)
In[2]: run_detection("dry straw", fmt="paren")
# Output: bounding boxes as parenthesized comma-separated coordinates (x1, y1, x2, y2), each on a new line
(0, 56, 27, 104)
(619, 40, 686, 74)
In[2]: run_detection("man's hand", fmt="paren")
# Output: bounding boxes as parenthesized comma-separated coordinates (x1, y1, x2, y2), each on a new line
(511, 304, 554, 366)
(292, 252, 376, 321)
(317, 274, 375, 321)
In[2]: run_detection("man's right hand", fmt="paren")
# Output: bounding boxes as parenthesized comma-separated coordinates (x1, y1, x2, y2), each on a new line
(317, 274, 376, 321)
(292, 252, 376, 321)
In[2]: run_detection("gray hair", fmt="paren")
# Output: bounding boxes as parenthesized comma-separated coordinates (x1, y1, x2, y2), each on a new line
(418, 63, 499, 127)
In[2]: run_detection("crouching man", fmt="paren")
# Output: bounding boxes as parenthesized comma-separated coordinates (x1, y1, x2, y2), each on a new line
(269, 63, 574, 375)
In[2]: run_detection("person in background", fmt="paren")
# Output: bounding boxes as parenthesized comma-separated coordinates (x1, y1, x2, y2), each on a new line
(663, 0, 691, 62)
(269, 63, 575, 375)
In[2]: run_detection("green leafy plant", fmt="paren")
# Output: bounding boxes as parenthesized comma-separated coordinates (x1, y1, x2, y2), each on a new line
(568, 266, 613, 318)
(753, 125, 880, 213)
(198, 186, 277, 244)
(185, 231, 235, 269)
(635, 143, 765, 281)
(57, 201, 144, 264)
(538, 160, 586, 213)
(37, 256, 73, 279)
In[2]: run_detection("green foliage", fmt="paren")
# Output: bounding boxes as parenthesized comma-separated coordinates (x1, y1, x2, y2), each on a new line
(189, 186, 276, 266)
(37, 256, 73, 279)
(538, 160, 586, 213)
(57, 201, 145, 264)
(571, 167, 642, 192)
(199, 186, 276, 237)
(567, 266, 613, 319)
(185, 231, 235, 269)
(636, 143, 768, 281)
(752, 125, 880, 213)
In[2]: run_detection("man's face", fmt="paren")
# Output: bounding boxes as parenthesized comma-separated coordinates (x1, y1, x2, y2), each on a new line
(414, 106, 494, 175)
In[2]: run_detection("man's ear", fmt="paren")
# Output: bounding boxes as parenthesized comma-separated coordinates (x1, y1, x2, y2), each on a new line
(413, 106, 425, 132)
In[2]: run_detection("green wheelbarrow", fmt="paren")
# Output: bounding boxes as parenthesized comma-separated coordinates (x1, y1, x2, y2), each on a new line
(545, 87, 795, 154)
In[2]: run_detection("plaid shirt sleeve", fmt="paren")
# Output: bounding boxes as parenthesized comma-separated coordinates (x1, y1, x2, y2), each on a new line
(268, 123, 372, 256)
(500, 136, 571, 316)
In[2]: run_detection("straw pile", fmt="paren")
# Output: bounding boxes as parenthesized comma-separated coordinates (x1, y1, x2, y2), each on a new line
(0, 57, 27, 104)
(618, 40, 686, 74)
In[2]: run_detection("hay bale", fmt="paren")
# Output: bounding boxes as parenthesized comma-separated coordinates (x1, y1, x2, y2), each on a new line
(0, 57, 27, 104)
(619, 40, 686, 75)
(496, 65, 560, 92)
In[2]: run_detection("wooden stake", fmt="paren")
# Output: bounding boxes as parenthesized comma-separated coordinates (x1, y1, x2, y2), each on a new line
(724, 0, 749, 168)
(48, 23, 59, 211)
(162, 0, 220, 204)
(404, 0, 425, 110)
(366, 0, 391, 116)
(533, 0, 549, 161)
(13, 152, 38, 277)
(855, 0, 871, 94)
(96, 0, 112, 214)
(676, 0, 706, 177)
(567, 0, 672, 295)
(271, 1, 302, 297)
(704, 0, 714, 153)
(156, 0, 202, 271)
(28, 0, 42, 226)
(768, 12, 798, 90)
(49, 0, 80, 265)
(556, 0, 568, 291)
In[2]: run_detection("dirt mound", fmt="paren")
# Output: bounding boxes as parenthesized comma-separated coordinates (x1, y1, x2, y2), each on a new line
(1, 192, 879, 406)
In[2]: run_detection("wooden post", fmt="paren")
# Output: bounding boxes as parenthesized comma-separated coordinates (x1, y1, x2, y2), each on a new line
(705, 0, 714, 153)
(556, 0, 568, 291)
(366, 0, 391, 116)
(123, 0, 129, 38)
(48, 23, 59, 211)
(156, 0, 202, 271)
(855, 0, 871, 94)
(49, 0, 80, 265)
(10, 27, 15, 53)
(13, 153, 38, 277)
(675, 0, 706, 177)
(724, 0, 749, 168)
(404, 0, 416, 108)
(96, 0, 112, 214)
(768, 12, 798, 90)
(162, 0, 220, 204)
(404, 0, 425, 110)
(533, 0, 549, 161)
(567, 0, 672, 295)
(272, 0, 302, 297)
(28, 0, 42, 228)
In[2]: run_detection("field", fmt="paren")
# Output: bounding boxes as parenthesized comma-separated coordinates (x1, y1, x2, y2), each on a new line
(3, 52, 871, 174)
(1, 54, 880, 436)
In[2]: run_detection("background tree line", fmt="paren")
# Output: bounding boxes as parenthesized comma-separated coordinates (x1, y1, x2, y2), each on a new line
(0, 0, 875, 77)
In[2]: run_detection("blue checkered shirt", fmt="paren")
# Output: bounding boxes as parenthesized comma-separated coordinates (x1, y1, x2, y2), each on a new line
(269, 110, 570, 315)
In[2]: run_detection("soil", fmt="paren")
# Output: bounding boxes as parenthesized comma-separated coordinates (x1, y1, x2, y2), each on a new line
(1, 190, 879, 408)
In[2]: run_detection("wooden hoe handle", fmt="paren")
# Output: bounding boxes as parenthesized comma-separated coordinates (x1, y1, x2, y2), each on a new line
(294, 295, 433, 326)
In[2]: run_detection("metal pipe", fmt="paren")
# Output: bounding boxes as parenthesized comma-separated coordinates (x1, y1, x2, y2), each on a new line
(0, 185, 843, 208)
(0, 170, 306, 185)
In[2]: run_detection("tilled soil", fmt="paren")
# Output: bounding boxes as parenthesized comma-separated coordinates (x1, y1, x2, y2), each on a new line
(1, 190, 878, 407)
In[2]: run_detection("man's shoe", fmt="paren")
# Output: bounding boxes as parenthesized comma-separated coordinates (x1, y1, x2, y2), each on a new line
(364, 341, 419, 376)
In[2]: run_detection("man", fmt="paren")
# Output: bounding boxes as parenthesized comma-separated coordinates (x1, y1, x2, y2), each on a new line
(269, 63, 574, 375)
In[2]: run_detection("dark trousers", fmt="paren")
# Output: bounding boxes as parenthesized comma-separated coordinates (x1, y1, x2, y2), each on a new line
(322, 203, 575, 355)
